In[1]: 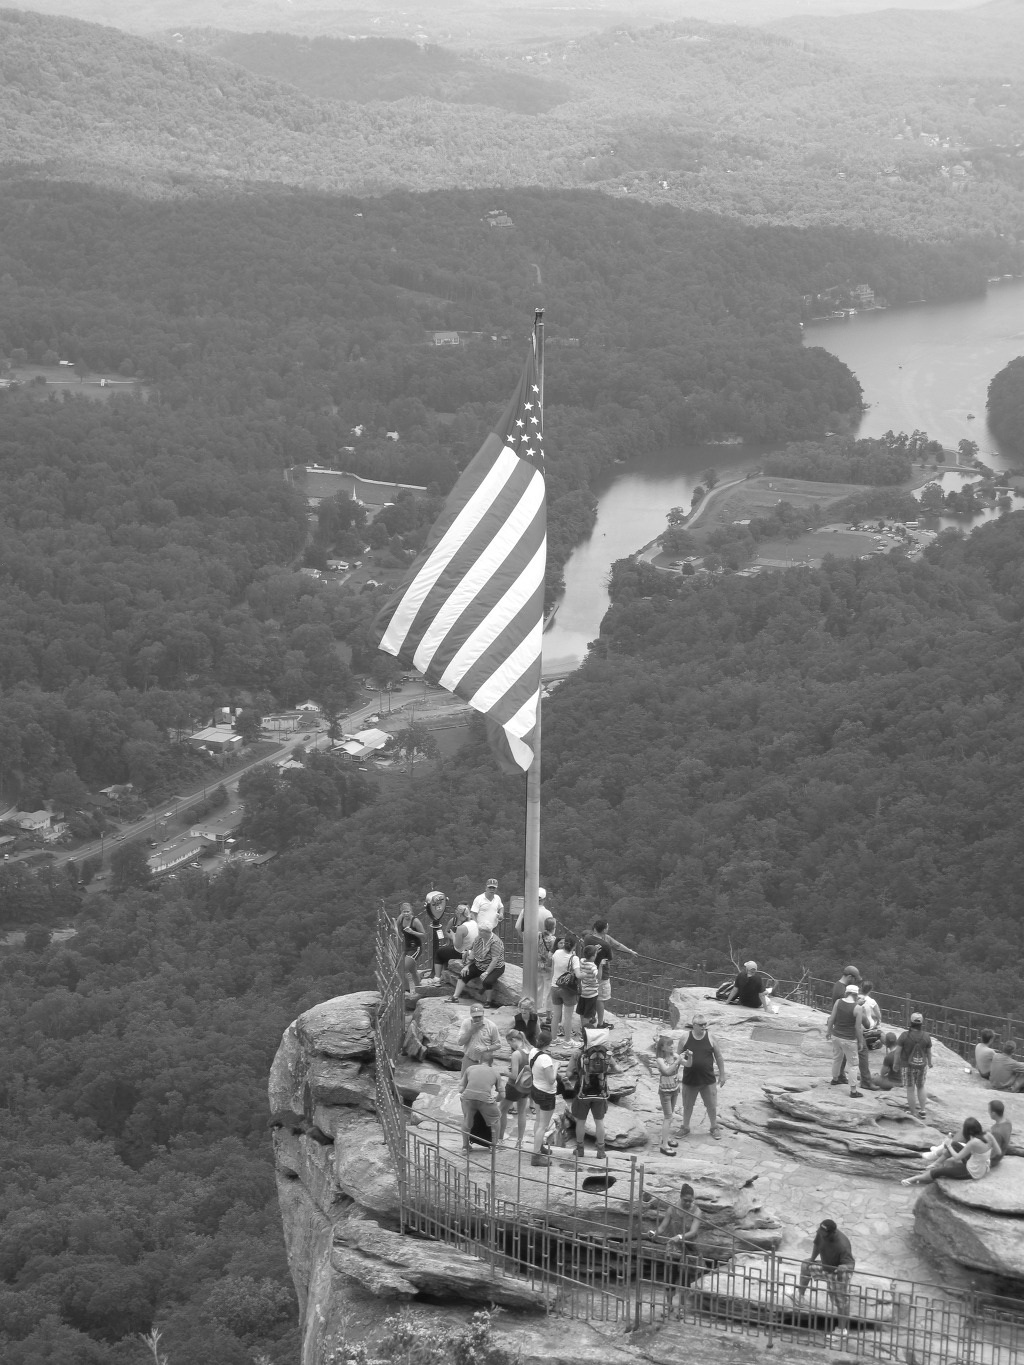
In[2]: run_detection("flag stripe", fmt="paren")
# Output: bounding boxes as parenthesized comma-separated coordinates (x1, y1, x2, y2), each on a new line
(412, 463, 544, 672)
(440, 550, 545, 702)
(470, 617, 544, 718)
(379, 442, 522, 657)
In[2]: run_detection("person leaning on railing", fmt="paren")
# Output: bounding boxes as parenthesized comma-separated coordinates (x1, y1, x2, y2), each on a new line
(645, 1181, 702, 1320)
(787, 1219, 855, 1345)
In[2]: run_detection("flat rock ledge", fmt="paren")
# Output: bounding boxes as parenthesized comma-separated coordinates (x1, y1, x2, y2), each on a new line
(913, 1157, 1024, 1280)
(272, 986, 1024, 1364)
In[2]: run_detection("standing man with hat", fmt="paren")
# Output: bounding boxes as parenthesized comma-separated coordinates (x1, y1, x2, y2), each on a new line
(826, 984, 865, 1098)
(456, 1001, 502, 1073)
(470, 878, 504, 932)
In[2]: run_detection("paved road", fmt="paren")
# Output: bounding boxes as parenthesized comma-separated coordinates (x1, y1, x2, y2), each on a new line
(30, 696, 400, 870)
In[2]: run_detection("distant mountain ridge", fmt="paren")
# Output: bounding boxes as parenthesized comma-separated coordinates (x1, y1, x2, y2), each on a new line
(2, 5, 1023, 239)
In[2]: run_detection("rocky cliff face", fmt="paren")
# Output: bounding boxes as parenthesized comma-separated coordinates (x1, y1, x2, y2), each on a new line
(270, 979, 1024, 1363)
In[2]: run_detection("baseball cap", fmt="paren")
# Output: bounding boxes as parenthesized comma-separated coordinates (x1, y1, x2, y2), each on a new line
(486, 878, 498, 889)
(470, 1002, 484, 1016)
(744, 960, 757, 971)
(819, 1219, 837, 1235)
(538, 887, 546, 899)
(844, 965, 860, 978)
(910, 1011, 924, 1024)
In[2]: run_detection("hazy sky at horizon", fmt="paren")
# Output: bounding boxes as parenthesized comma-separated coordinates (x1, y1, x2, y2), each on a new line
(17, 0, 991, 38)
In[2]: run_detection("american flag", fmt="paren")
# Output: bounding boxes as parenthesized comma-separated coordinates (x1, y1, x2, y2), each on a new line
(377, 335, 545, 772)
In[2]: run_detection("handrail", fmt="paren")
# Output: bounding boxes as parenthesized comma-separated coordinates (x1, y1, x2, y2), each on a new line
(372, 907, 1024, 1355)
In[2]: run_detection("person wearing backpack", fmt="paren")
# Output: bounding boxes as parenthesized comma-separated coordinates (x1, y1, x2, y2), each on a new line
(896, 1012, 933, 1119)
(549, 933, 581, 1041)
(570, 1029, 611, 1159)
(499, 1029, 533, 1147)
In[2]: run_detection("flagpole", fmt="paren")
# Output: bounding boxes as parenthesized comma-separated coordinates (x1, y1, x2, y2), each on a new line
(522, 308, 544, 1008)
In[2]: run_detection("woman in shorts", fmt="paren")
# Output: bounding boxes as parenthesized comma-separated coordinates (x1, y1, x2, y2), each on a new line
(549, 934, 581, 1041)
(654, 1033, 682, 1154)
(529, 1043, 558, 1168)
(499, 1029, 532, 1147)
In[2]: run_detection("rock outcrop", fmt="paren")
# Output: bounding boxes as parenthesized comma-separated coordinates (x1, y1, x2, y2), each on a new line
(914, 1157, 1024, 1279)
(272, 982, 1024, 1363)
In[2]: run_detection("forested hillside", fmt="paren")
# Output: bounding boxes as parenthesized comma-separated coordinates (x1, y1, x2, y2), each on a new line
(6, 515, 1024, 1363)
(3, 6, 1024, 238)
(988, 354, 1024, 456)
(1, 176, 1019, 815)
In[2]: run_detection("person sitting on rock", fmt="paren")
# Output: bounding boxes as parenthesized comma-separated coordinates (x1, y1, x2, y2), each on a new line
(401, 999, 447, 1067)
(456, 1002, 502, 1073)
(859, 980, 882, 1049)
(726, 960, 769, 1011)
(654, 1033, 683, 1154)
(448, 923, 506, 1009)
(789, 1219, 855, 1343)
(826, 985, 865, 1098)
(678, 1013, 727, 1139)
(458, 1047, 503, 1153)
(435, 904, 476, 976)
(896, 1012, 932, 1118)
(975, 1028, 997, 1080)
(988, 1040, 1024, 1092)
(646, 1181, 702, 1319)
(901, 1116, 1000, 1185)
(876, 1032, 903, 1090)
(988, 1099, 1012, 1165)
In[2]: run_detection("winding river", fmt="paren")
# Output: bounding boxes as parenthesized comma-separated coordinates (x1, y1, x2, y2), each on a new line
(542, 277, 1024, 676)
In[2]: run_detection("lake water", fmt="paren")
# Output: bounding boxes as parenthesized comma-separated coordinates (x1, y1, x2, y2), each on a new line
(543, 278, 1024, 675)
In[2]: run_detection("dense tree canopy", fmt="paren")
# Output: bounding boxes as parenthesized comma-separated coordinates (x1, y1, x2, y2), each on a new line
(11, 177, 986, 804)
(987, 354, 1024, 458)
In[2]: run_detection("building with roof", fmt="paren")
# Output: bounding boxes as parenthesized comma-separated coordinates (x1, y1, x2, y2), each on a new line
(186, 726, 243, 754)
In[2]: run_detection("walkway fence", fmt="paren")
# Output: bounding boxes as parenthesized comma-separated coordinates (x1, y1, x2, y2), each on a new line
(373, 908, 1024, 1360)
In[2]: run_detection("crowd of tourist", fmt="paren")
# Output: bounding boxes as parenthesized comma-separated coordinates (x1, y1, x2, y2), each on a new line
(393, 898, 1019, 1340)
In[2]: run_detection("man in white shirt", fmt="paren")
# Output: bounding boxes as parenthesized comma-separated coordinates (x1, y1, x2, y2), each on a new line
(470, 878, 504, 932)
(435, 905, 476, 975)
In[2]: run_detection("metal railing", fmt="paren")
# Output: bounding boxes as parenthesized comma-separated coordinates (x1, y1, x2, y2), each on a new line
(372, 908, 1024, 1357)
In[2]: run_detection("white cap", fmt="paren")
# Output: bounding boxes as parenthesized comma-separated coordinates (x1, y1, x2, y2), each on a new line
(538, 887, 546, 900)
